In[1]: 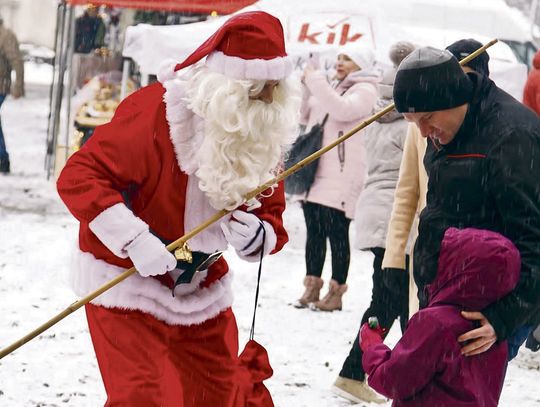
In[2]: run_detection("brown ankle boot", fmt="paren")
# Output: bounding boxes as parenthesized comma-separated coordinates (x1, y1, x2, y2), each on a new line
(295, 276, 324, 308)
(313, 279, 348, 311)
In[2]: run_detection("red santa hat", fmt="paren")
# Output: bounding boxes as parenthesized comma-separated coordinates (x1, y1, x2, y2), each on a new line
(158, 11, 292, 82)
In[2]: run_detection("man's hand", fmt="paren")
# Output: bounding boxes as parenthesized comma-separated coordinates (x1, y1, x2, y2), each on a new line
(381, 268, 407, 296)
(458, 311, 497, 356)
(221, 210, 264, 256)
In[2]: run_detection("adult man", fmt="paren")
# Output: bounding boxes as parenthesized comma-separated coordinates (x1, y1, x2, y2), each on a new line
(0, 16, 24, 173)
(392, 46, 540, 360)
(57, 11, 299, 406)
(382, 39, 490, 318)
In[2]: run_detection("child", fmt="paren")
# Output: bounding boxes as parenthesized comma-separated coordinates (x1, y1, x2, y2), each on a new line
(360, 227, 520, 406)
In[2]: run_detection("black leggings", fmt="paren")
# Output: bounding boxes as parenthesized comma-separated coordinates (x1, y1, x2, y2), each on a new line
(302, 202, 351, 285)
(339, 247, 409, 381)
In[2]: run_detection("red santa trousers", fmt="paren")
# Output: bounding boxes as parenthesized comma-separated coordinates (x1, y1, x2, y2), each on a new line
(85, 304, 247, 407)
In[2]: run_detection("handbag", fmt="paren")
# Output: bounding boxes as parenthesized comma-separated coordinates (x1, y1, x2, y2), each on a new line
(284, 113, 329, 195)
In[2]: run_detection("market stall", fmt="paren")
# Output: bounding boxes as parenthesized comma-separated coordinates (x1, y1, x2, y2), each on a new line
(46, 0, 257, 179)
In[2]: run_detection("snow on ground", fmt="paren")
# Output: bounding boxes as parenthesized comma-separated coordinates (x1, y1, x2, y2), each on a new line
(0, 71, 539, 406)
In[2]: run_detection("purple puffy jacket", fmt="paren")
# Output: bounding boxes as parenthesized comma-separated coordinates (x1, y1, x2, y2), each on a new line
(363, 227, 520, 406)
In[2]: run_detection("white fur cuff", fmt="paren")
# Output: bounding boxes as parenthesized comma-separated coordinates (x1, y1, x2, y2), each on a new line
(88, 203, 148, 258)
(237, 220, 277, 262)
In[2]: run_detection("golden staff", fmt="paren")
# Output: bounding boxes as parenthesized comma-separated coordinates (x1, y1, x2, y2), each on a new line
(0, 39, 497, 359)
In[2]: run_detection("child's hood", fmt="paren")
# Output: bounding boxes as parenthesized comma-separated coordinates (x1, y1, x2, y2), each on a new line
(427, 228, 520, 309)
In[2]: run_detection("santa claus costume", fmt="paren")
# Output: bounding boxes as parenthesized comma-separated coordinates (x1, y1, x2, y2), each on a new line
(57, 11, 299, 407)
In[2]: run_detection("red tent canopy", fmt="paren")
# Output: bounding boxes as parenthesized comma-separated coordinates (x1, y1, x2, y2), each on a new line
(67, 0, 257, 14)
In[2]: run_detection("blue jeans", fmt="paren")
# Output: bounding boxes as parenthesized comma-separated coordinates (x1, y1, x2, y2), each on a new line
(507, 325, 533, 361)
(0, 94, 7, 161)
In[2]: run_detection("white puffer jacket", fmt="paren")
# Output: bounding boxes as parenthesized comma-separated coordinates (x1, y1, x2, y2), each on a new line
(354, 99, 408, 249)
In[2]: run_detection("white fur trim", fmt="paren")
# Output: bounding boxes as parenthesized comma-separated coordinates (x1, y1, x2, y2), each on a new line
(206, 51, 292, 80)
(157, 58, 180, 83)
(185, 174, 229, 253)
(236, 220, 277, 262)
(71, 248, 233, 326)
(162, 76, 204, 174)
(88, 203, 148, 259)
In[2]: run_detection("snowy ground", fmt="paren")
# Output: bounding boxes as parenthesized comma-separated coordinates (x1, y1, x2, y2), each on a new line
(0, 69, 539, 406)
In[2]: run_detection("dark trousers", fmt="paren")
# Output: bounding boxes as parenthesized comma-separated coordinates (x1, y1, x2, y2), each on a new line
(302, 202, 351, 285)
(339, 247, 409, 381)
(0, 94, 8, 161)
(508, 325, 533, 361)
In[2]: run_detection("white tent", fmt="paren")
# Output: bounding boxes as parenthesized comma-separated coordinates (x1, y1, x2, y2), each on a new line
(122, 0, 529, 100)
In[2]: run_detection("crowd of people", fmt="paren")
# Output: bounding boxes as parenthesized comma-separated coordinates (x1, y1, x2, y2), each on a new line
(56, 10, 540, 407)
(1, 7, 539, 406)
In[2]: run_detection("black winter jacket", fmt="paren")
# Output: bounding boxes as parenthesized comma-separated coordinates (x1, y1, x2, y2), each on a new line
(414, 72, 540, 340)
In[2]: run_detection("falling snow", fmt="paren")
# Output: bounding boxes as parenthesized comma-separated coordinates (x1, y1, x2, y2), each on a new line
(0, 62, 539, 407)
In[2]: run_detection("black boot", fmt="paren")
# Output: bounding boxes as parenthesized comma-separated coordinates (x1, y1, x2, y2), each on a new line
(0, 157, 9, 174)
(526, 325, 540, 352)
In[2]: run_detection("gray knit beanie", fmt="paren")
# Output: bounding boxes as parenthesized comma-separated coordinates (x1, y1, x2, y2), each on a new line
(393, 47, 474, 113)
(389, 41, 416, 67)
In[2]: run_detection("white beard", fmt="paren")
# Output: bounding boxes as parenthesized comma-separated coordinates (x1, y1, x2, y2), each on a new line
(185, 67, 301, 211)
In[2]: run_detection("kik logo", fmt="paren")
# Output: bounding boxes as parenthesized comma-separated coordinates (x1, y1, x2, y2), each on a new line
(297, 16, 364, 45)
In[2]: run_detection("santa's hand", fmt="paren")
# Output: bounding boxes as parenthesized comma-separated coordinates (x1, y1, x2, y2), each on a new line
(221, 210, 264, 256)
(458, 311, 497, 356)
(359, 322, 385, 352)
(125, 230, 177, 277)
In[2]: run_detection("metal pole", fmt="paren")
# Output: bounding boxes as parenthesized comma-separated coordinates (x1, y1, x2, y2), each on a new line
(530, 0, 539, 39)
(120, 58, 130, 101)
(63, 5, 76, 162)
(47, 3, 72, 179)
(45, 1, 67, 178)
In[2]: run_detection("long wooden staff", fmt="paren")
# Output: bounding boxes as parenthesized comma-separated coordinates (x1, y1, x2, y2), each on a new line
(0, 39, 497, 359)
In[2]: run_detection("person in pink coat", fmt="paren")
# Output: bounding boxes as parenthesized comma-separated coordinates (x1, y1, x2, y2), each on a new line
(57, 12, 300, 406)
(360, 227, 520, 406)
(295, 44, 378, 312)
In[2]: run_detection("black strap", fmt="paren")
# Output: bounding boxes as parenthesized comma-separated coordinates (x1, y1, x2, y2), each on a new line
(249, 221, 266, 341)
(242, 221, 265, 252)
(320, 113, 330, 128)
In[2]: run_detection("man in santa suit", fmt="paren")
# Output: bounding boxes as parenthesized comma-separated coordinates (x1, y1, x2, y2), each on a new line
(57, 11, 300, 407)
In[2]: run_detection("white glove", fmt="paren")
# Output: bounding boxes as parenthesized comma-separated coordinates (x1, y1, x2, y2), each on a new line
(221, 210, 264, 256)
(125, 230, 177, 277)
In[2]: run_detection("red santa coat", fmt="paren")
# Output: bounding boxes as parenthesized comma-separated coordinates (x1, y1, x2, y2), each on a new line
(57, 81, 288, 326)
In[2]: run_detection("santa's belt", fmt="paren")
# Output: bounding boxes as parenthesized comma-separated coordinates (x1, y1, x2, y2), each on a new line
(172, 251, 223, 293)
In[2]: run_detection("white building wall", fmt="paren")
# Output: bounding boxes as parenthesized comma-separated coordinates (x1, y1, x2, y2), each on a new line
(0, 0, 57, 49)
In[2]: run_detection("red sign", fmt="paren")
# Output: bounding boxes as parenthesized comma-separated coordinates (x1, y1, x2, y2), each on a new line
(290, 14, 374, 48)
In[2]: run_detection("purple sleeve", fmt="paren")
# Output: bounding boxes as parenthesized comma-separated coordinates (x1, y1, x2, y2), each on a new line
(362, 313, 450, 400)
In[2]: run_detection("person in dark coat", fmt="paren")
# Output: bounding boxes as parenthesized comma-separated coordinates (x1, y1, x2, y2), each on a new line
(361, 227, 520, 407)
(74, 4, 105, 54)
(391, 46, 540, 361)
